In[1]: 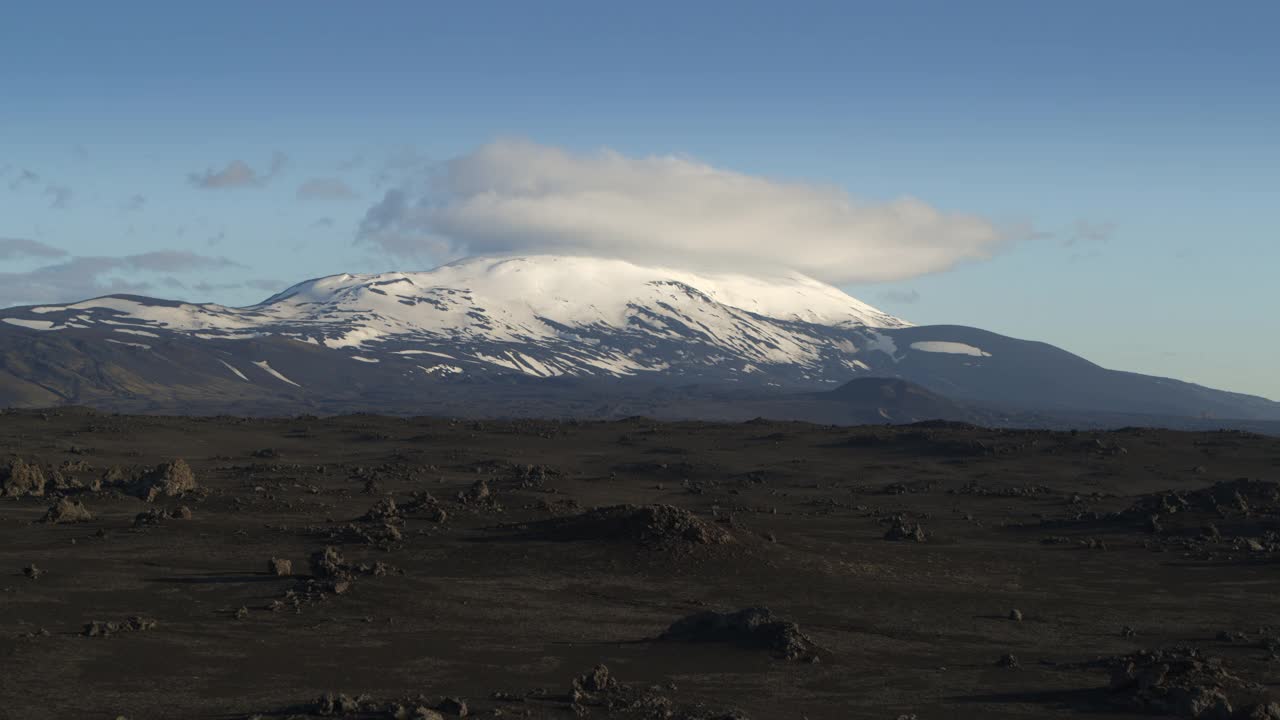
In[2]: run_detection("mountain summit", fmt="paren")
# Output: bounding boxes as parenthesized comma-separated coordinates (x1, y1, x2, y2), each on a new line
(1, 255, 909, 382)
(1, 254, 1277, 424)
(262, 255, 910, 332)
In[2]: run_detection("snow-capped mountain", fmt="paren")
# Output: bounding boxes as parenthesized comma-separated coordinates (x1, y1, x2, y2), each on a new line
(0, 255, 911, 383)
(1, 254, 1278, 424)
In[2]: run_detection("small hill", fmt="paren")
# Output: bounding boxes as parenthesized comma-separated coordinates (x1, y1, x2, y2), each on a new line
(818, 377, 974, 423)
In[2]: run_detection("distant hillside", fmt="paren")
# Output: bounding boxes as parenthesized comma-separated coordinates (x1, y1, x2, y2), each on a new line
(2, 255, 1277, 425)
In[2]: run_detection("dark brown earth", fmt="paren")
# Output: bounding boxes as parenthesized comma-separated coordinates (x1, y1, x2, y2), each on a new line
(1, 408, 1279, 719)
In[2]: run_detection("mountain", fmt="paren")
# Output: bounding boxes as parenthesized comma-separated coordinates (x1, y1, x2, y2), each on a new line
(1, 254, 1277, 425)
(819, 376, 976, 420)
(646, 377, 1003, 426)
(0, 255, 907, 384)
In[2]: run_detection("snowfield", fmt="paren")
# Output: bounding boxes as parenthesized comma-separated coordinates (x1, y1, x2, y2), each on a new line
(910, 341, 992, 357)
(0, 254, 912, 380)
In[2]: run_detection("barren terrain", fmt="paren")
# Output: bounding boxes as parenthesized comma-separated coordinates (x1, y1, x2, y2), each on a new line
(2, 409, 1278, 719)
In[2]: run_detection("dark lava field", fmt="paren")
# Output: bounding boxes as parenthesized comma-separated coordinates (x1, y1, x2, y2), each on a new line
(2, 408, 1279, 720)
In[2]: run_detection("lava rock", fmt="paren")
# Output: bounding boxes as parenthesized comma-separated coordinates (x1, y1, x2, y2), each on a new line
(884, 515, 927, 542)
(42, 498, 93, 524)
(660, 607, 820, 661)
(137, 459, 198, 502)
(1, 459, 47, 497)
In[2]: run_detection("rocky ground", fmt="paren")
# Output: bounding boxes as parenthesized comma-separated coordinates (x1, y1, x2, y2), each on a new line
(1, 409, 1278, 719)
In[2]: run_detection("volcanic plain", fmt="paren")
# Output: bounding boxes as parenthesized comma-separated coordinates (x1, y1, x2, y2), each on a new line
(2, 409, 1278, 719)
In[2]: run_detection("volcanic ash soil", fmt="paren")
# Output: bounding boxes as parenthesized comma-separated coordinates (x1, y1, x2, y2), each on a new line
(0, 412, 1278, 718)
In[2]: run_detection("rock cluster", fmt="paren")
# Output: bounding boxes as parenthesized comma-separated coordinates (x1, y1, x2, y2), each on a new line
(660, 607, 821, 661)
(1106, 646, 1277, 719)
(528, 504, 734, 551)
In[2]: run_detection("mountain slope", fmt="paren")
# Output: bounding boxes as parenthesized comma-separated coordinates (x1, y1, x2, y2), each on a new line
(648, 377, 999, 425)
(882, 325, 1280, 420)
(0, 255, 908, 385)
(0, 254, 1276, 423)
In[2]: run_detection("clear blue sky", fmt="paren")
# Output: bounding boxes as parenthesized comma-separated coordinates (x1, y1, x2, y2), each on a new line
(1, 1, 1277, 399)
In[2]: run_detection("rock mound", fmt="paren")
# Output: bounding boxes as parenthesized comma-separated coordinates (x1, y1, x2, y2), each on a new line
(568, 663, 752, 719)
(133, 506, 193, 527)
(884, 515, 928, 542)
(311, 546, 353, 587)
(511, 462, 559, 490)
(526, 504, 733, 551)
(1128, 480, 1280, 518)
(456, 478, 499, 509)
(136, 459, 198, 502)
(361, 497, 401, 523)
(312, 691, 369, 715)
(1105, 646, 1276, 719)
(402, 491, 448, 523)
(41, 498, 93, 524)
(1111, 480, 1280, 551)
(83, 616, 157, 637)
(1, 459, 47, 497)
(271, 664, 749, 719)
(305, 546, 393, 595)
(660, 607, 820, 661)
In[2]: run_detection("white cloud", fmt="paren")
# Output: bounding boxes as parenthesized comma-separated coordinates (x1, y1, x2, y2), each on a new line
(0, 251, 244, 308)
(357, 139, 1015, 283)
(188, 152, 288, 189)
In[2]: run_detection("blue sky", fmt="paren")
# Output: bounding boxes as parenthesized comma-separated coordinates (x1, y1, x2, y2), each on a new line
(1, 1, 1277, 399)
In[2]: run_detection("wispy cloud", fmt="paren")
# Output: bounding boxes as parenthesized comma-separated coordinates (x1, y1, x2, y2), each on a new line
(188, 151, 288, 189)
(0, 250, 245, 308)
(357, 139, 1017, 283)
(372, 146, 434, 190)
(0, 237, 69, 260)
(246, 278, 287, 292)
(44, 184, 73, 209)
(877, 288, 921, 305)
(192, 281, 243, 294)
(8, 169, 40, 191)
(1063, 220, 1116, 247)
(124, 250, 245, 272)
(122, 194, 147, 212)
(297, 177, 357, 200)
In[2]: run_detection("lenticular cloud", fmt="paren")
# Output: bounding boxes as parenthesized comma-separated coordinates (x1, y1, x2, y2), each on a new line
(358, 139, 1012, 283)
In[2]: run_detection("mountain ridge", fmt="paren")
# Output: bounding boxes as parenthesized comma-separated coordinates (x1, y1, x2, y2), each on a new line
(0, 255, 912, 384)
(1, 254, 1276, 424)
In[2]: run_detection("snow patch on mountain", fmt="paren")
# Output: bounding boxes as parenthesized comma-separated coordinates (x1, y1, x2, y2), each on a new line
(114, 328, 160, 338)
(420, 364, 463, 376)
(864, 332, 900, 361)
(911, 341, 992, 357)
(2, 318, 56, 331)
(1, 254, 914, 383)
(218, 359, 250, 382)
(105, 338, 151, 349)
(253, 361, 301, 387)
